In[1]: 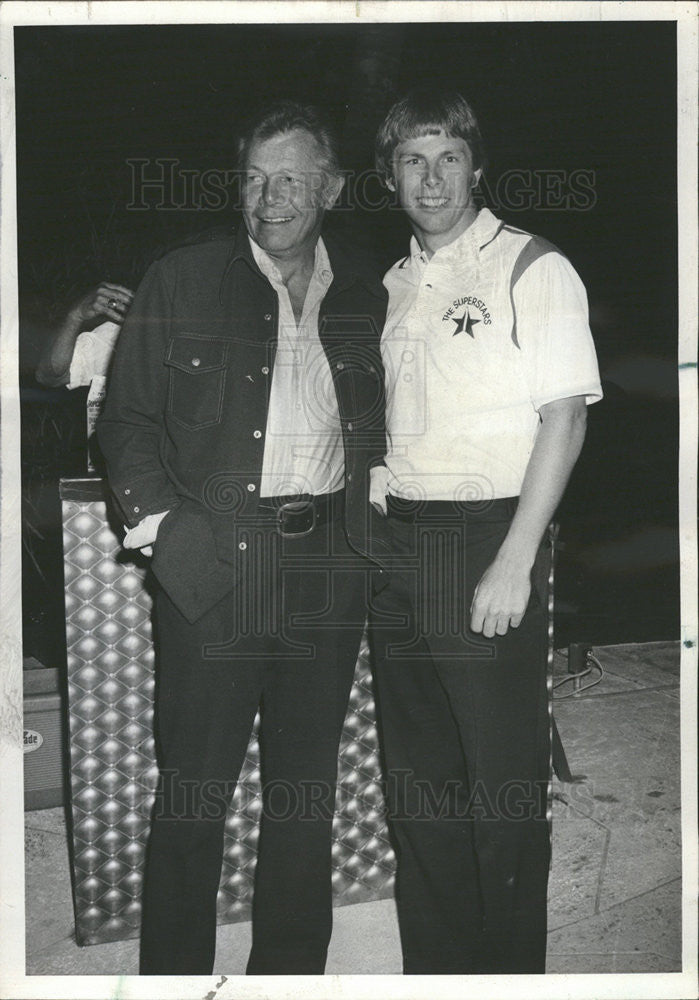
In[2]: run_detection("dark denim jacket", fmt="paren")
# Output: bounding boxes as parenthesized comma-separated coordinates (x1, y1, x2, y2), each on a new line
(98, 226, 390, 622)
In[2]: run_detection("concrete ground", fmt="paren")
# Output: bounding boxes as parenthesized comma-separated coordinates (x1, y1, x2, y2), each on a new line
(24, 641, 683, 976)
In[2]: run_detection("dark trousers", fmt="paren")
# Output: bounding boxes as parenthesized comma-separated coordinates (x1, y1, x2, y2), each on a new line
(139, 513, 368, 975)
(369, 498, 551, 974)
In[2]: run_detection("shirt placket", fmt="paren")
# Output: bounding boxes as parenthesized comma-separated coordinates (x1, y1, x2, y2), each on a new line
(272, 278, 302, 492)
(413, 255, 442, 332)
(269, 262, 334, 495)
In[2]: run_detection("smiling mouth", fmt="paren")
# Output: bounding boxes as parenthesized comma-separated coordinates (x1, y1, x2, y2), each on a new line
(416, 197, 448, 209)
(258, 216, 295, 224)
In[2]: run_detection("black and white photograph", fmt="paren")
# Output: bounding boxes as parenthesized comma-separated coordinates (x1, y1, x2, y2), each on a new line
(0, 2, 696, 999)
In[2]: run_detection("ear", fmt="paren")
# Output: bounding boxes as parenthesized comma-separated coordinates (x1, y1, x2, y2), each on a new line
(385, 174, 396, 193)
(322, 173, 345, 209)
(473, 168, 483, 189)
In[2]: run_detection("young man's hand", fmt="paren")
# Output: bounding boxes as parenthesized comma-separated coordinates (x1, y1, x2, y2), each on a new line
(469, 396, 588, 638)
(469, 555, 532, 637)
(369, 465, 389, 516)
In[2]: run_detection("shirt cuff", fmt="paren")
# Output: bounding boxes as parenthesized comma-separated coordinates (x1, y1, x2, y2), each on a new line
(123, 510, 170, 550)
(533, 383, 604, 410)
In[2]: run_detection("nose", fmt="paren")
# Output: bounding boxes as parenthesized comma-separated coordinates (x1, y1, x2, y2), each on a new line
(262, 175, 285, 205)
(423, 161, 443, 187)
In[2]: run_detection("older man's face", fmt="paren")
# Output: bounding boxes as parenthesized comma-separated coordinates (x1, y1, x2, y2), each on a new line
(242, 128, 339, 262)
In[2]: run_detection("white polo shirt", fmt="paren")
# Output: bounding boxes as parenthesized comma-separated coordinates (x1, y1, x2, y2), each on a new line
(381, 207, 603, 501)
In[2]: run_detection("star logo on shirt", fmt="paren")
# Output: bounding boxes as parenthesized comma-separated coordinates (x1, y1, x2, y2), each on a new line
(451, 309, 481, 338)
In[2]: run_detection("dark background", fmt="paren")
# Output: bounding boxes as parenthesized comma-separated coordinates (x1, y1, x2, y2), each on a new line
(15, 20, 679, 666)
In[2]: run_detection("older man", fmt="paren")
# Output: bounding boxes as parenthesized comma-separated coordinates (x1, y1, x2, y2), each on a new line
(98, 101, 388, 975)
(369, 88, 602, 974)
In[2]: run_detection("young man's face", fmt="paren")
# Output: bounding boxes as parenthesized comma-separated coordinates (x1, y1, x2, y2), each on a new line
(242, 128, 342, 263)
(388, 131, 482, 256)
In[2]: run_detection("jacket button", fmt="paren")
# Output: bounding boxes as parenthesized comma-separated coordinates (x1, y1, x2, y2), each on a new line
(191, 358, 201, 367)
(336, 362, 344, 371)
(247, 483, 256, 492)
(347, 422, 353, 432)
(261, 366, 269, 375)
(253, 430, 262, 439)
(133, 506, 140, 514)
(238, 541, 247, 551)
(264, 314, 272, 321)
(124, 488, 131, 496)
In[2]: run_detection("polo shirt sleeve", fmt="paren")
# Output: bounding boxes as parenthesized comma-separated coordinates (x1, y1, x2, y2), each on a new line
(514, 251, 603, 411)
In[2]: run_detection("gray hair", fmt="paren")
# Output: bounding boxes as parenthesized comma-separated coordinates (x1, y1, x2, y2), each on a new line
(237, 100, 341, 178)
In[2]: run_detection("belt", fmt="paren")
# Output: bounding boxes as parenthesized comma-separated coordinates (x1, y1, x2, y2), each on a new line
(386, 493, 519, 523)
(257, 490, 345, 538)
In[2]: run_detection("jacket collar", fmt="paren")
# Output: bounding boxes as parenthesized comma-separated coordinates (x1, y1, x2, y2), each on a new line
(322, 230, 386, 301)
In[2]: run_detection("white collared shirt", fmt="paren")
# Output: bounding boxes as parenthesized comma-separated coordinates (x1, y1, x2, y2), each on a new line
(250, 235, 344, 498)
(381, 207, 603, 501)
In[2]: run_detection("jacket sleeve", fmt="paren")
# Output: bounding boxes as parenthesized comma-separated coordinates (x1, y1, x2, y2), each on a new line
(97, 259, 181, 527)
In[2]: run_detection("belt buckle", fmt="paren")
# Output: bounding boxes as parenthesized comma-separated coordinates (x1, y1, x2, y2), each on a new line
(277, 500, 315, 538)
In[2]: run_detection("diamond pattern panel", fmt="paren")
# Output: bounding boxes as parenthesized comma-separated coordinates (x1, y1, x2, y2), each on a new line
(62, 488, 395, 946)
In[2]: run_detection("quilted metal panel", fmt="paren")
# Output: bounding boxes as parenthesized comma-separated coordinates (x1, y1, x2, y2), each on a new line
(62, 486, 395, 946)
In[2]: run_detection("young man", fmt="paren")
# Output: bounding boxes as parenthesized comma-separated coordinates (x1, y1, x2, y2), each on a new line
(98, 101, 389, 975)
(369, 89, 602, 974)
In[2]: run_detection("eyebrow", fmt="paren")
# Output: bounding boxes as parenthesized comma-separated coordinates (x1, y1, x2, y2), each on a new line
(245, 163, 304, 174)
(397, 147, 463, 159)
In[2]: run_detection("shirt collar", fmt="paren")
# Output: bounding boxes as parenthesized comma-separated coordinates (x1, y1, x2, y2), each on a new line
(220, 224, 386, 304)
(248, 235, 333, 287)
(408, 235, 429, 265)
(469, 206, 504, 251)
(405, 207, 504, 268)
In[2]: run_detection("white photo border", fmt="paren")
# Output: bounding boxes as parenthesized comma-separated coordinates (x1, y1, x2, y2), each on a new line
(1, 3, 696, 999)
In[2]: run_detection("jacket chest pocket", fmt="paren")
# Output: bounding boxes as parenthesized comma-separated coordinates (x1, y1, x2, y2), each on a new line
(165, 334, 229, 429)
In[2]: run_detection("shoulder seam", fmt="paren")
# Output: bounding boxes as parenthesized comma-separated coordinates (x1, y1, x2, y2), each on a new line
(508, 236, 565, 348)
